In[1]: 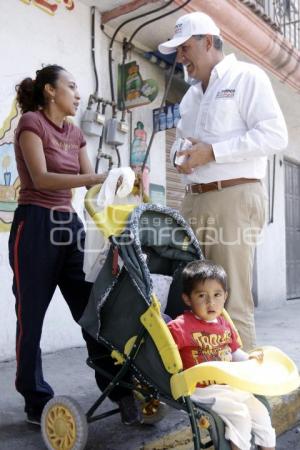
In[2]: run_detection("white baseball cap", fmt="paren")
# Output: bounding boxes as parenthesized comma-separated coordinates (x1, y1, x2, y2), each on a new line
(158, 12, 220, 55)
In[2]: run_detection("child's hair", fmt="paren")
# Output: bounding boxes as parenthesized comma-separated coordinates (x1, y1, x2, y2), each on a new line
(16, 64, 66, 113)
(182, 260, 228, 295)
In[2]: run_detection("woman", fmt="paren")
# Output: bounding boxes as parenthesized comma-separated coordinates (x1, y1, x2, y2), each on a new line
(8, 65, 139, 426)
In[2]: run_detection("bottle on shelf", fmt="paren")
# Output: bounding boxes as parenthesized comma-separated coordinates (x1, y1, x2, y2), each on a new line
(158, 108, 167, 131)
(173, 103, 180, 126)
(166, 105, 174, 129)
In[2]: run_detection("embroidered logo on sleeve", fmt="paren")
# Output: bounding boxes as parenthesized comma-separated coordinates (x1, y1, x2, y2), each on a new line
(216, 89, 235, 98)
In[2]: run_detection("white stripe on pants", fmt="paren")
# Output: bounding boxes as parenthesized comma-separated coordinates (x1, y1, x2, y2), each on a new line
(181, 182, 267, 351)
(191, 385, 276, 449)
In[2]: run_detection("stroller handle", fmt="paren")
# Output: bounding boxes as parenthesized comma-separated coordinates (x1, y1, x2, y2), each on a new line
(84, 182, 150, 219)
(85, 184, 101, 219)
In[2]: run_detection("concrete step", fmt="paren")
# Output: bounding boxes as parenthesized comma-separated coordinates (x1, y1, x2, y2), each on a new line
(140, 387, 300, 450)
(270, 387, 300, 436)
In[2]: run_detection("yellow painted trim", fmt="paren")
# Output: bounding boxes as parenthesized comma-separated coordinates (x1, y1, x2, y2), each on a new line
(124, 335, 140, 355)
(170, 346, 300, 399)
(111, 336, 145, 365)
(140, 294, 182, 374)
(111, 350, 125, 365)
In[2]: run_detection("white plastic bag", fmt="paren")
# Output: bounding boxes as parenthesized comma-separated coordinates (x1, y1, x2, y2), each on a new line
(83, 167, 140, 282)
(150, 273, 173, 312)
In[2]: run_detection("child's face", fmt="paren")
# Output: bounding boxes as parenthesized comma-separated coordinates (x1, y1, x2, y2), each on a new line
(182, 279, 228, 321)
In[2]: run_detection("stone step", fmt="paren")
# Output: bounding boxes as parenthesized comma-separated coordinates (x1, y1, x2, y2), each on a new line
(140, 387, 300, 450)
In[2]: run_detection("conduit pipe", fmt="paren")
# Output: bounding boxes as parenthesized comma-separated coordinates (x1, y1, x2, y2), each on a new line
(103, 0, 300, 91)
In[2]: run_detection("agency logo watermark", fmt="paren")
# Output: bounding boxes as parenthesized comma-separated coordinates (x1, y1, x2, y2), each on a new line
(48, 208, 264, 250)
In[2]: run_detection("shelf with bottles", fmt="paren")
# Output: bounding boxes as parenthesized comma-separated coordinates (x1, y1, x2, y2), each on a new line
(152, 103, 180, 132)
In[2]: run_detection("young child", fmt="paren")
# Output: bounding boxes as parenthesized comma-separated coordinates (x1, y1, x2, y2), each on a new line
(167, 260, 275, 450)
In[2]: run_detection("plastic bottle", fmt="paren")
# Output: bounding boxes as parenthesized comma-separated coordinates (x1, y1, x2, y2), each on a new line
(131, 121, 148, 166)
(158, 109, 167, 131)
(174, 138, 192, 166)
(130, 122, 150, 195)
(173, 103, 180, 126)
(126, 64, 143, 101)
(166, 105, 174, 129)
(153, 110, 160, 133)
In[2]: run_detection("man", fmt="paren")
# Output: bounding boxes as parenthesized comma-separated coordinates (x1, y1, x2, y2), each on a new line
(158, 11, 288, 351)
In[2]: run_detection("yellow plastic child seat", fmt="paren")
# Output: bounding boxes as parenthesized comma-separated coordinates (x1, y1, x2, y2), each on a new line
(139, 295, 299, 400)
(170, 346, 300, 399)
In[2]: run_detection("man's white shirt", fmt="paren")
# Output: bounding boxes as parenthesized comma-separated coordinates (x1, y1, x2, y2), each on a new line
(171, 54, 288, 184)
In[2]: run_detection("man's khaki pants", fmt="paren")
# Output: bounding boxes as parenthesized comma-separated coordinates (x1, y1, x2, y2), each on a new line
(181, 182, 267, 351)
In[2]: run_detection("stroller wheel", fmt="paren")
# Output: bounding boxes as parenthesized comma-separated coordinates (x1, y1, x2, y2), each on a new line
(41, 395, 88, 450)
(141, 399, 169, 425)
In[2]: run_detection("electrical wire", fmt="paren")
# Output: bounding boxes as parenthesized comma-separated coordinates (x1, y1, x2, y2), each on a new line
(108, 0, 175, 103)
(128, 0, 192, 46)
(141, 53, 178, 174)
(124, 0, 192, 175)
(106, 0, 192, 178)
(91, 6, 99, 96)
(119, 0, 191, 124)
(115, 146, 121, 167)
(95, 102, 107, 174)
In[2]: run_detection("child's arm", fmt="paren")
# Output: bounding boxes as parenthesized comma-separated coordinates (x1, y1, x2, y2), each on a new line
(232, 348, 264, 363)
(232, 348, 249, 362)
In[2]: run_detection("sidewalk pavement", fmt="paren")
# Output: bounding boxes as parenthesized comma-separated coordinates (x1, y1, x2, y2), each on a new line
(0, 301, 299, 450)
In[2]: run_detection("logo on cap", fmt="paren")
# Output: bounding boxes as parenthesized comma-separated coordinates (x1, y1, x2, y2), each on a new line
(175, 23, 183, 35)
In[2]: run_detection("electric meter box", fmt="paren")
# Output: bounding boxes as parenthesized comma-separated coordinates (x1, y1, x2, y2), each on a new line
(105, 118, 128, 146)
(81, 109, 105, 137)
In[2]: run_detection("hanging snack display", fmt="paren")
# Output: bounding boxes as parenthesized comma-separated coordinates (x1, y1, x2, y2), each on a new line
(118, 61, 159, 109)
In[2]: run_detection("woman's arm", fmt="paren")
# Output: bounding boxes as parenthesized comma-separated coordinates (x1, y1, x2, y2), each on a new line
(19, 131, 105, 190)
(79, 145, 106, 189)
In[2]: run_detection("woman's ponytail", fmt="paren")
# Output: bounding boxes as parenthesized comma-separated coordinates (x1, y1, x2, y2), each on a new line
(16, 77, 37, 113)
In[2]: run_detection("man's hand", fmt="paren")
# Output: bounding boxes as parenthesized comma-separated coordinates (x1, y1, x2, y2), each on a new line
(176, 138, 215, 174)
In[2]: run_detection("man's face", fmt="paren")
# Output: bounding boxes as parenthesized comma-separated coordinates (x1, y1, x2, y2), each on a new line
(177, 36, 210, 82)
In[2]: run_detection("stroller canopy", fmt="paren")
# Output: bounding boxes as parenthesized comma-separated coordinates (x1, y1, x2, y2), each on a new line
(111, 203, 203, 303)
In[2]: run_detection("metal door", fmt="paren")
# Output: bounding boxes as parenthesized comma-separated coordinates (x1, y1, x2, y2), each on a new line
(285, 159, 300, 299)
(165, 129, 185, 209)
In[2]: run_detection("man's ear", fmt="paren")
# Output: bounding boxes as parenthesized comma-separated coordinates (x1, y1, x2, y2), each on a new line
(182, 293, 191, 307)
(205, 35, 213, 51)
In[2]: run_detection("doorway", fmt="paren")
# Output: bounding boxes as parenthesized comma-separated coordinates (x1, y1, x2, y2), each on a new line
(285, 159, 300, 299)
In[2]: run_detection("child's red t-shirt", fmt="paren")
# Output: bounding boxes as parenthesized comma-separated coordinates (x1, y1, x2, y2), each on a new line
(168, 311, 240, 369)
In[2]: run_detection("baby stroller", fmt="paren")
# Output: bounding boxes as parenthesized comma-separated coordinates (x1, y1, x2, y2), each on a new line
(41, 188, 299, 450)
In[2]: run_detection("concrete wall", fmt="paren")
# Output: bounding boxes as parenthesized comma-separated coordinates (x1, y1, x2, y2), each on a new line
(254, 74, 300, 309)
(226, 44, 300, 309)
(255, 61, 300, 308)
(0, 0, 166, 361)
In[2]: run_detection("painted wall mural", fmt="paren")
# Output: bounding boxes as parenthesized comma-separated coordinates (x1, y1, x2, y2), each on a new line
(0, 100, 20, 232)
(20, 0, 75, 15)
